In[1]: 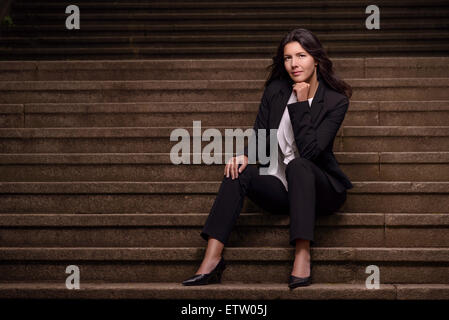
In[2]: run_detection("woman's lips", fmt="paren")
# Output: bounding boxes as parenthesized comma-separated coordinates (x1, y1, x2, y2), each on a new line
(292, 71, 302, 75)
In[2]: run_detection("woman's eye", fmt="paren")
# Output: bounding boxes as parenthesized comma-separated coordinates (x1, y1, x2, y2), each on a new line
(284, 55, 305, 61)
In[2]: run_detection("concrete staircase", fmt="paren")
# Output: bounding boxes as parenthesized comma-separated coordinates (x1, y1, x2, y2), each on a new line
(0, 57, 448, 300)
(1, 0, 449, 59)
(0, 0, 448, 301)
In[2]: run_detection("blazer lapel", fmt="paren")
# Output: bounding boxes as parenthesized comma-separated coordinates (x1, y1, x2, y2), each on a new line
(273, 78, 326, 129)
(271, 85, 292, 130)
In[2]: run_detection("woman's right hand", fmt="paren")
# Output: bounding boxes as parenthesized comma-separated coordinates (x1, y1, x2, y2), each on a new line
(224, 155, 248, 180)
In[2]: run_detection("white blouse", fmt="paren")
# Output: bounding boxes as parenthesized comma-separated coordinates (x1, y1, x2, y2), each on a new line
(266, 91, 313, 191)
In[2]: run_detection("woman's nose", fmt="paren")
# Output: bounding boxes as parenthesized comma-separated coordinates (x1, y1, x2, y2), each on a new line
(290, 57, 299, 68)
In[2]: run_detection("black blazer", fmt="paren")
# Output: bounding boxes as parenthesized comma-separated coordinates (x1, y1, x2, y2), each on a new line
(241, 77, 354, 193)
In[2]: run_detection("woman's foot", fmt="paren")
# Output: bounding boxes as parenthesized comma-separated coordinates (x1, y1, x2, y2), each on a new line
(291, 239, 311, 278)
(195, 256, 222, 275)
(291, 255, 310, 278)
(182, 257, 226, 286)
(181, 237, 226, 286)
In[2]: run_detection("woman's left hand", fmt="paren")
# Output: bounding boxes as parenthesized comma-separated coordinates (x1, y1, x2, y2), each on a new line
(292, 82, 310, 102)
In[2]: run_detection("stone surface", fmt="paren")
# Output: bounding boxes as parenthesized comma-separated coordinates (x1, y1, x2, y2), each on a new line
(0, 6, 448, 299)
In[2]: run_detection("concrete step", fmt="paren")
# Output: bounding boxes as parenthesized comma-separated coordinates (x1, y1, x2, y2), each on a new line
(2, 100, 449, 128)
(11, 0, 448, 12)
(0, 181, 448, 213)
(0, 152, 448, 182)
(3, 0, 447, 59)
(1, 126, 449, 153)
(0, 1, 446, 301)
(0, 212, 447, 248)
(1, 282, 448, 300)
(1, 79, 448, 103)
(0, 247, 447, 284)
(2, 33, 448, 48)
(1, 58, 448, 81)
(4, 22, 449, 37)
(12, 0, 449, 7)
(9, 9, 449, 23)
(0, 31, 449, 44)
(2, 44, 448, 59)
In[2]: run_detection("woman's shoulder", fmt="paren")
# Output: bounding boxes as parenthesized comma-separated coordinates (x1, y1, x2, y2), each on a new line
(266, 78, 286, 89)
(322, 82, 349, 105)
(263, 78, 289, 96)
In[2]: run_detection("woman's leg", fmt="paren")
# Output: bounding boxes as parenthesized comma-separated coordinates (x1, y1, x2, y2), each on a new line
(195, 237, 224, 275)
(197, 163, 289, 274)
(197, 157, 347, 276)
(286, 157, 347, 277)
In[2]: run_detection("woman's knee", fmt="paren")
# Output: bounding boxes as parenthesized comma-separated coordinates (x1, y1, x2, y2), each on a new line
(239, 163, 258, 178)
(223, 162, 255, 180)
(286, 157, 314, 176)
(222, 163, 257, 194)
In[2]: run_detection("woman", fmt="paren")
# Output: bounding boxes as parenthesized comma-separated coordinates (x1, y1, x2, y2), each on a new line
(182, 28, 353, 289)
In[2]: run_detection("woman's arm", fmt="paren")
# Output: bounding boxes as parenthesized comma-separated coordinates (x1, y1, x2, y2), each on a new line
(287, 97, 349, 161)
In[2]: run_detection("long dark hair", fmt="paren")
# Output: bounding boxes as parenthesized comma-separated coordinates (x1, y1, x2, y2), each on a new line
(264, 28, 352, 99)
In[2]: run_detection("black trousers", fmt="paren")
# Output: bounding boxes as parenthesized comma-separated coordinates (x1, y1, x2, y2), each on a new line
(200, 157, 347, 247)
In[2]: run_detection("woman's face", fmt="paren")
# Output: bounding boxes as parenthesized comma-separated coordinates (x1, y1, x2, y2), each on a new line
(283, 41, 317, 83)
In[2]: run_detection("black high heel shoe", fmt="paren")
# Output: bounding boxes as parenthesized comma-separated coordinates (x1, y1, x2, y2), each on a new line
(182, 257, 226, 286)
(288, 261, 312, 289)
